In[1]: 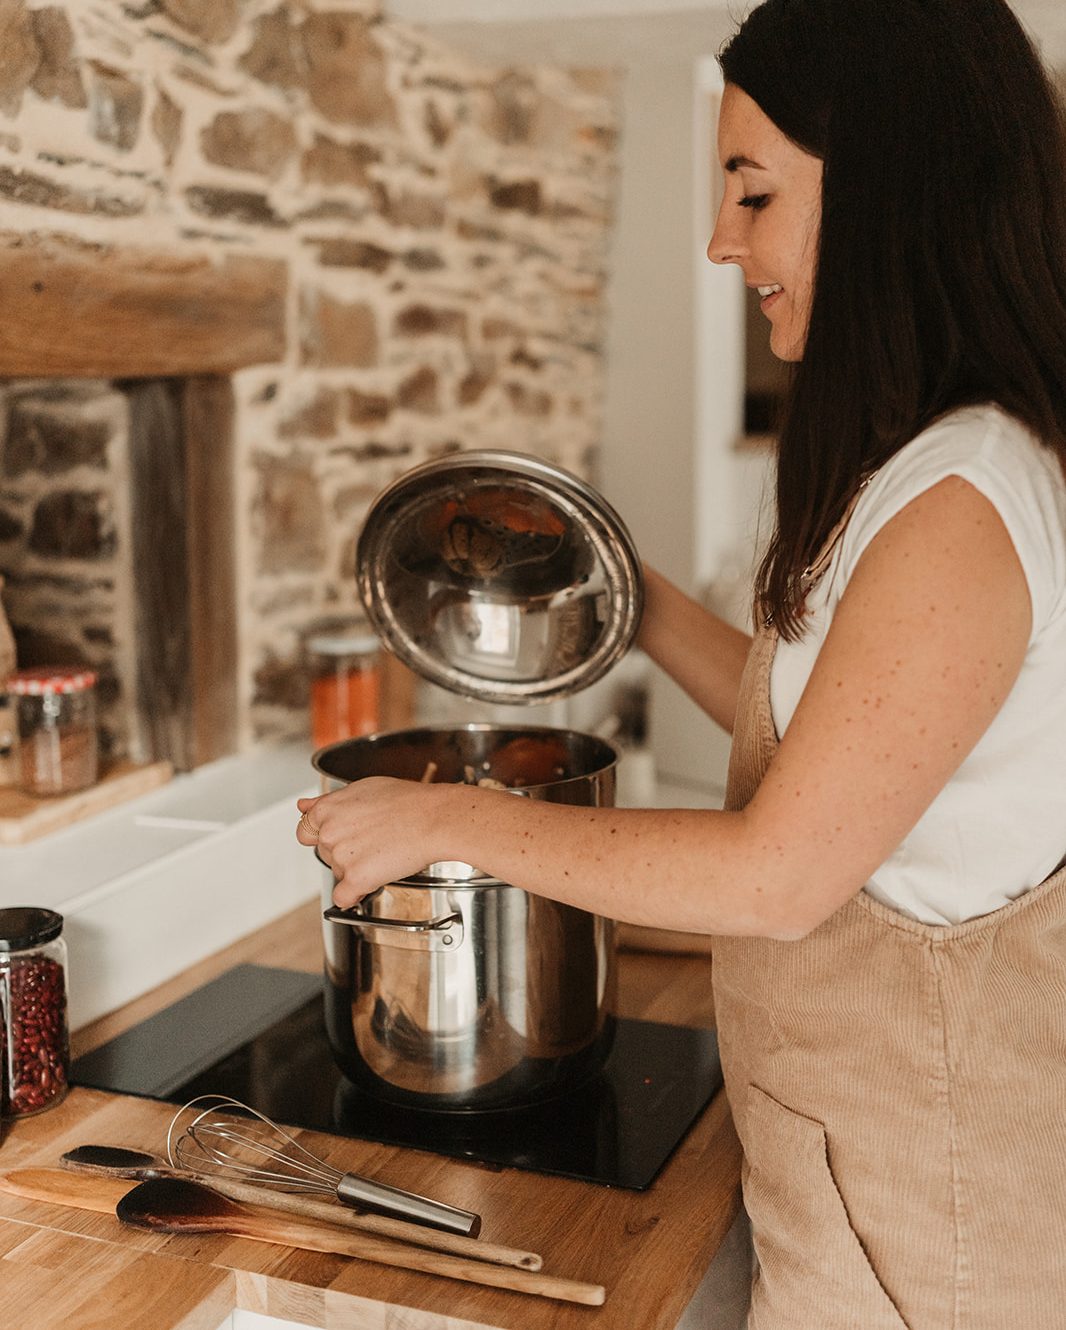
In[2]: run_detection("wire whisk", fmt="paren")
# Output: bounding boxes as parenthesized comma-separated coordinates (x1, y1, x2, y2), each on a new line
(165, 1094, 480, 1237)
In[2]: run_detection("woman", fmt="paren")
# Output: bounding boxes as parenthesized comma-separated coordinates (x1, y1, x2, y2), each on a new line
(298, 2, 1066, 1324)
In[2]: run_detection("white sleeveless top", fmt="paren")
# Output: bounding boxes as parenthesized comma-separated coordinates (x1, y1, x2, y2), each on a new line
(770, 405, 1066, 924)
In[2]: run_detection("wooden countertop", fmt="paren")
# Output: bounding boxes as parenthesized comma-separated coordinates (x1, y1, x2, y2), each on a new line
(0, 902, 741, 1330)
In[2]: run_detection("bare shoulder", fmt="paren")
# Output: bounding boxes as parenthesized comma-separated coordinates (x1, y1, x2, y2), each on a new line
(742, 474, 1032, 935)
(842, 473, 1032, 639)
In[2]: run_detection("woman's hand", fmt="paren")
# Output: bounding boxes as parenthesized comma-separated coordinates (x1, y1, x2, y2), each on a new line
(297, 778, 456, 907)
(637, 563, 751, 734)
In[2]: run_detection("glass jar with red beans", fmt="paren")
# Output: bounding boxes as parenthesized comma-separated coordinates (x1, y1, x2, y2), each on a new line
(0, 908, 70, 1118)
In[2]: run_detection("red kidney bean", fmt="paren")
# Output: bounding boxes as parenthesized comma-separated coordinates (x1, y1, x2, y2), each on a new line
(1, 955, 69, 1118)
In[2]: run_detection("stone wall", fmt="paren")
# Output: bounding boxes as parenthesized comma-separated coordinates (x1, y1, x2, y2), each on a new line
(0, 0, 621, 753)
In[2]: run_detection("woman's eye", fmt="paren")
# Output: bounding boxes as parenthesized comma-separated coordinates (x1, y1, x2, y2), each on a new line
(738, 194, 770, 211)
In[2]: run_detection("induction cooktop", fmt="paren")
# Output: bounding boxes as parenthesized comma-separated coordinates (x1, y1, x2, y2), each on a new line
(71, 963, 723, 1191)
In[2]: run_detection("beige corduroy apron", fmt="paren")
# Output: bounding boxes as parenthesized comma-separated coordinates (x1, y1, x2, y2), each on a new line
(712, 566, 1066, 1329)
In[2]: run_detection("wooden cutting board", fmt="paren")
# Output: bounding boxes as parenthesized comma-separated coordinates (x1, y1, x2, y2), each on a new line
(0, 760, 173, 845)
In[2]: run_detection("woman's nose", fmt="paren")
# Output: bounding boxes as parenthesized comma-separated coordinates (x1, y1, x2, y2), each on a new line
(707, 208, 746, 266)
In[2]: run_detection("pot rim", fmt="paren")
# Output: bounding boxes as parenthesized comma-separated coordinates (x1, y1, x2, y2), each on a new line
(312, 720, 620, 790)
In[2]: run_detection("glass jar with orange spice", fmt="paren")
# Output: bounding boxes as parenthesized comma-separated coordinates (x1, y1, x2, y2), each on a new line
(308, 633, 380, 751)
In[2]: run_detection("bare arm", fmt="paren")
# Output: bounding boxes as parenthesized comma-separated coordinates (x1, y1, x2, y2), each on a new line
(303, 478, 1031, 940)
(636, 565, 753, 734)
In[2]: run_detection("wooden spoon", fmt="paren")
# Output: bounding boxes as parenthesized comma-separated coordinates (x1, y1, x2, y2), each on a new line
(60, 1146, 540, 1271)
(117, 1177, 606, 1306)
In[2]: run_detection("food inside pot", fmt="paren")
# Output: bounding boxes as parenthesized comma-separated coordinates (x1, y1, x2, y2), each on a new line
(315, 725, 612, 798)
(417, 750, 564, 790)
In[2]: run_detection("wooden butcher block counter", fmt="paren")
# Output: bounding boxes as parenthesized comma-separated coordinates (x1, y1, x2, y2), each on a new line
(0, 903, 743, 1330)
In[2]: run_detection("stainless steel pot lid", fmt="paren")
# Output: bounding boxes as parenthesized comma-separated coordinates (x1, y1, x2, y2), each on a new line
(356, 450, 644, 703)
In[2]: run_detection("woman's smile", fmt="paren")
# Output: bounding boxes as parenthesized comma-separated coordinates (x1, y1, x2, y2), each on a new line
(756, 283, 783, 310)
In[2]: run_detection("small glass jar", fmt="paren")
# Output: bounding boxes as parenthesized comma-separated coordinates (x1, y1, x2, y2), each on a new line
(0, 907, 70, 1118)
(9, 668, 99, 798)
(309, 633, 381, 750)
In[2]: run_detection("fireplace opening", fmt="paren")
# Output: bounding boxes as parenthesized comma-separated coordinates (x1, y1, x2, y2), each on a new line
(0, 373, 237, 777)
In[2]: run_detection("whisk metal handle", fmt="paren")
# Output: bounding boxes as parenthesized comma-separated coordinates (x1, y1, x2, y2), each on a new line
(336, 1172, 481, 1237)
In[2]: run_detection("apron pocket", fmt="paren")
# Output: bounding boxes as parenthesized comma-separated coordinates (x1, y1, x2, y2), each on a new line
(743, 1085, 910, 1330)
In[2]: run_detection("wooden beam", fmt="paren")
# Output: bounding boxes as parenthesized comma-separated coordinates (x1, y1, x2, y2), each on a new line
(0, 231, 287, 377)
(183, 375, 239, 767)
(127, 379, 190, 768)
(126, 377, 238, 771)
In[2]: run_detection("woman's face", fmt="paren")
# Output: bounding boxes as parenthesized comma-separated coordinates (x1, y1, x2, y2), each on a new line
(708, 84, 823, 362)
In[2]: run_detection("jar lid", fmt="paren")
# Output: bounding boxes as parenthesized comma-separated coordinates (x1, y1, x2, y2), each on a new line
(356, 450, 644, 704)
(307, 632, 380, 657)
(0, 907, 64, 952)
(8, 667, 97, 696)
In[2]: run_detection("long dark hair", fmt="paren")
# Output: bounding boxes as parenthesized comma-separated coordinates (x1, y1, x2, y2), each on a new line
(720, 0, 1066, 638)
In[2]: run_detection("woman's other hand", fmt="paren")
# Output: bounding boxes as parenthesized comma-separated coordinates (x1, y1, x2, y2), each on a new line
(297, 779, 454, 907)
(637, 563, 752, 733)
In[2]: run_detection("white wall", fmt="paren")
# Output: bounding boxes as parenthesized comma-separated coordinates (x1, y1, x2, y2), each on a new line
(598, 55, 748, 793)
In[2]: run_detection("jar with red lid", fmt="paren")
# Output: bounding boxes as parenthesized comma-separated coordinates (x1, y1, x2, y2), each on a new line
(0, 907, 70, 1118)
(9, 668, 99, 798)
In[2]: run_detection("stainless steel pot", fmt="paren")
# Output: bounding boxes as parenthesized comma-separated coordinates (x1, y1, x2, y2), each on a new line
(317, 723, 618, 1112)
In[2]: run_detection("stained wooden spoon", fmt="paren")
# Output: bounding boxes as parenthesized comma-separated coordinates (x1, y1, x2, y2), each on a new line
(117, 1177, 606, 1306)
(60, 1146, 540, 1271)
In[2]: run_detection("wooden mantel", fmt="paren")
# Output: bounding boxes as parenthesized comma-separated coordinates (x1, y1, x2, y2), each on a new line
(0, 231, 287, 378)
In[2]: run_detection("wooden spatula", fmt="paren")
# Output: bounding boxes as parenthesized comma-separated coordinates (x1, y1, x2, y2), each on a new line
(59, 1145, 541, 1271)
(117, 1177, 605, 1306)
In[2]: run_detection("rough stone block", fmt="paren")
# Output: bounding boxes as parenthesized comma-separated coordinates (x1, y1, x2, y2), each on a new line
(490, 178, 542, 216)
(0, 0, 38, 118)
(300, 291, 379, 368)
(89, 64, 144, 153)
(201, 107, 298, 181)
(185, 185, 285, 227)
(506, 382, 553, 417)
(240, 7, 304, 90)
(151, 86, 183, 167)
(277, 388, 341, 439)
(311, 238, 392, 271)
(393, 304, 467, 339)
(28, 490, 116, 560)
(402, 248, 444, 272)
(0, 165, 141, 217)
(30, 7, 86, 109)
(161, 0, 241, 46)
(395, 365, 438, 413)
(302, 12, 397, 128)
(373, 184, 445, 231)
(253, 648, 309, 711)
(458, 360, 494, 406)
(4, 404, 110, 477)
(347, 388, 391, 425)
(301, 133, 380, 188)
(253, 455, 326, 575)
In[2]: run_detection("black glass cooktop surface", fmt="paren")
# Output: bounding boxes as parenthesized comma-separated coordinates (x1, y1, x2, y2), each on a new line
(72, 963, 722, 1191)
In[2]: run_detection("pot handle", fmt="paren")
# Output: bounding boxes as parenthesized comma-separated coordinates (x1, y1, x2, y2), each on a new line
(323, 905, 464, 951)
